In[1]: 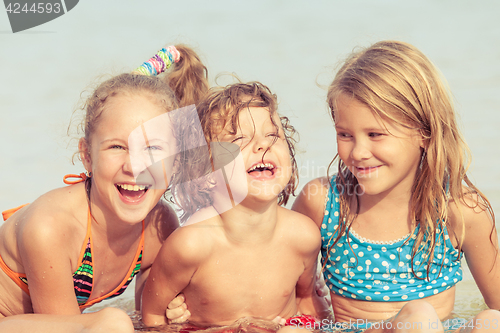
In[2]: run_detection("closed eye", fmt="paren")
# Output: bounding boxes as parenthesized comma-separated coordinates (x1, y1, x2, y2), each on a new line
(231, 136, 244, 143)
(267, 133, 281, 140)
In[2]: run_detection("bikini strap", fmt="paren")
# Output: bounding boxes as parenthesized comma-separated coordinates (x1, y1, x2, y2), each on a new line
(2, 203, 29, 221)
(3, 174, 87, 220)
(63, 173, 88, 185)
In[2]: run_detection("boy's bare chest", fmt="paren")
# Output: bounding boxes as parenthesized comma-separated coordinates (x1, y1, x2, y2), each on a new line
(184, 246, 304, 323)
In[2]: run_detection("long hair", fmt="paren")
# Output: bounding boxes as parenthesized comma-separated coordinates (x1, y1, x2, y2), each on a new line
(326, 40, 495, 278)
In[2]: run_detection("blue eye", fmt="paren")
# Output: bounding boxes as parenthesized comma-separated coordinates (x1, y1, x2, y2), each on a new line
(146, 146, 162, 151)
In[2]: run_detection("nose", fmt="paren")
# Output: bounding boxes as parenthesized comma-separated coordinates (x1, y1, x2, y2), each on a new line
(123, 154, 137, 176)
(350, 139, 372, 161)
(252, 134, 273, 153)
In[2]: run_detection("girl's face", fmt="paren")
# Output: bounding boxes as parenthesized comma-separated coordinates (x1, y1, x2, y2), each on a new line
(81, 93, 173, 224)
(334, 94, 424, 198)
(216, 106, 292, 205)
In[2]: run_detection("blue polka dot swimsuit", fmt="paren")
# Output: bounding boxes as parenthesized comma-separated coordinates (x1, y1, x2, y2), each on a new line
(320, 176, 463, 302)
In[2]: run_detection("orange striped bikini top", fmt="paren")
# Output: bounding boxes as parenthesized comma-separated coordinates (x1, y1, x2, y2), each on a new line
(1, 173, 144, 309)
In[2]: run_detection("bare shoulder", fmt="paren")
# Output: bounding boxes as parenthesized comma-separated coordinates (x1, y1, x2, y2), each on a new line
(278, 207, 321, 255)
(447, 186, 495, 246)
(12, 185, 88, 262)
(157, 210, 220, 265)
(21, 184, 86, 236)
(292, 176, 331, 228)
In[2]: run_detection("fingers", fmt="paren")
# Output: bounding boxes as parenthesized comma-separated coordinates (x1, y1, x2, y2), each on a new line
(315, 282, 329, 297)
(166, 294, 191, 324)
(272, 316, 287, 326)
(315, 272, 329, 297)
(168, 309, 191, 324)
(325, 296, 332, 308)
(167, 293, 186, 309)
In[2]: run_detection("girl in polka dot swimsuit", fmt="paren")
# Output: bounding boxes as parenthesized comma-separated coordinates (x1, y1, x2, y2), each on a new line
(293, 41, 500, 333)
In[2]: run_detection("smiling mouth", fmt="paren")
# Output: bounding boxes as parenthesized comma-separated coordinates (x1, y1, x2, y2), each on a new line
(247, 162, 276, 177)
(116, 183, 151, 201)
(354, 166, 380, 174)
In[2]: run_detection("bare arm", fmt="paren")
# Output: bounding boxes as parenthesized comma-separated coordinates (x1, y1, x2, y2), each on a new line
(135, 267, 150, 311)
(137, 201, 180, 311)
(292, 177, 330, 229)
(292, 177, 332, 304)
(296, 258, 331, 319)
(293, 213, 330, 319)
(18, 210, 81, 314)
(141, 227, 203, 326)
(451, 194, 500, 309)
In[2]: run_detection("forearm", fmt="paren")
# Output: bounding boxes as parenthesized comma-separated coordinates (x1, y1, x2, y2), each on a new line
(142, 311, 168, 327)
(141, 287, 171, 326)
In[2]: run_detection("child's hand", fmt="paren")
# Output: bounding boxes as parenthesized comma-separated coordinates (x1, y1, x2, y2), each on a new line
(166, 293, 191, 324)
(315, 270, 332, 307)
(272, 316, 287, 326)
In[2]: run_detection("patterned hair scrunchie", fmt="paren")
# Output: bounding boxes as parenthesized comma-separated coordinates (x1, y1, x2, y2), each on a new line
(134, 45, 181, 76)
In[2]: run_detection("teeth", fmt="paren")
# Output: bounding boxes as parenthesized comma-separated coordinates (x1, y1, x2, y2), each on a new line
(248, 163, 274, 172)
(117, 184, 148, 191)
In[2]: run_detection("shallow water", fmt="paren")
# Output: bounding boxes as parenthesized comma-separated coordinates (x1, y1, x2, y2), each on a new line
(1, 0, 499, 328)
(88, 259, 488, 332)
(85, 268, 487, 332)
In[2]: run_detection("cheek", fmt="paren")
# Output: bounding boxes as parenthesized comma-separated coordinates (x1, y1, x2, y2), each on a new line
(336, 141, 351, 161)
(92, 153, 125, 176)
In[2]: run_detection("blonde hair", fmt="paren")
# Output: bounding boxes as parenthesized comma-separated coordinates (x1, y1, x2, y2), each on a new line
(172, 82, 298, 223)
(77, 44, 209, 200)
(326, 40, 495, 277)
(80, 44, 209, 150)
(163, 44, 209, 108)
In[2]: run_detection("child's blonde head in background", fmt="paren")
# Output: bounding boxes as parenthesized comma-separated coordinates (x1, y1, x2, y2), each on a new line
(327, 40, 494, 274)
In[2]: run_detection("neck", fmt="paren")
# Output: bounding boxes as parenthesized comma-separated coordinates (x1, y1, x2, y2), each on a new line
(355, 187, 414, 232)
(217, 198, 279, 245)
(87, 197, 143, 254)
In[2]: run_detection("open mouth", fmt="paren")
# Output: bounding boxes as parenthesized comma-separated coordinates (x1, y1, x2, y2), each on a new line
(247, 162, 276, 177)
(116, 183, 151, 202)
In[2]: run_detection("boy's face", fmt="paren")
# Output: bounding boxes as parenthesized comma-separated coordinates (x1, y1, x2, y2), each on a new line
(216, 106, 292, 204)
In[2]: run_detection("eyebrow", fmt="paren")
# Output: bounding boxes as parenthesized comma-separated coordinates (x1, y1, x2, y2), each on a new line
(334, 125, 387, 132)
(100, 138, 125, 145)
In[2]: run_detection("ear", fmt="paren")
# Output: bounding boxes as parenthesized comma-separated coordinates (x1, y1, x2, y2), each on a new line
(79, 138, 92, 173)
(417, 130, 428, 150)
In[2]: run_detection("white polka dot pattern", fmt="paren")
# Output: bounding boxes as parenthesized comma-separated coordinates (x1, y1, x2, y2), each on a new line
(320, 176, 463, 302)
